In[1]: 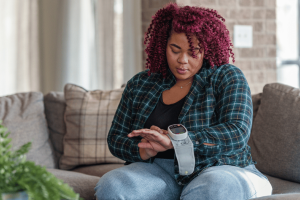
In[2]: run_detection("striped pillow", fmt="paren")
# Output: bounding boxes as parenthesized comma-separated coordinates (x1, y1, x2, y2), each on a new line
(60, 84, 125, 170)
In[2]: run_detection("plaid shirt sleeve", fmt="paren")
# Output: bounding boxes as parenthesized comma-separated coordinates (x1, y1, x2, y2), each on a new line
(107, 78, 154, 163)
(193, 66, 253, 156)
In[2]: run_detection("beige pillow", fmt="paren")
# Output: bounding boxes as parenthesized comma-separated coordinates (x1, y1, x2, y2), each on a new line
(0, 92, 56, 168)
(60, 84, 125, 170)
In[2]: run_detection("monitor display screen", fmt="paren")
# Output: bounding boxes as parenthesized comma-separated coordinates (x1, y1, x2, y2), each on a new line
(170, 126, 186, 134)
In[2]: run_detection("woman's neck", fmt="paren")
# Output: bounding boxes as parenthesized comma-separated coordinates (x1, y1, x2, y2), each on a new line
(175, 77, 194, 86)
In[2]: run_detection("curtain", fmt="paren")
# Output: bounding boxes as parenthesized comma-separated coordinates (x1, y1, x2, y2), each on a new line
(40, 0, 118, 93)
(0, 0, 40, 96)
(60, 0, 99, 91)
(95, 0, 116, 90)
(1, 0, 141, 95)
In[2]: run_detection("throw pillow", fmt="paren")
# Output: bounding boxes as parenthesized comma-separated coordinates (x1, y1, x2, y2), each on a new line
(0, 92, 56, 168)
(44, 92, 66, 168)
(248, 83, 300, 183)
(60, 84, 125, 170)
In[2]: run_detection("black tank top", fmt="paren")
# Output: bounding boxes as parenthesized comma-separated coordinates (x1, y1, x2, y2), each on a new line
(144, 93, 186, 159)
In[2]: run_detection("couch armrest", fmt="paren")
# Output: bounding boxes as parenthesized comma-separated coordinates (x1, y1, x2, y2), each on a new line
(47, 168, 99, 200)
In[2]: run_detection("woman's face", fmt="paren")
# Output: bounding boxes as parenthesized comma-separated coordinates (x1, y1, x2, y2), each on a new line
(166, 31, 204, 81)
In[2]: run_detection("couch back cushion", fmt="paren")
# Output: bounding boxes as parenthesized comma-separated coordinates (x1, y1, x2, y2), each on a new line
(248, 83, 300, 183)
(251, 93, 262, 121)
(59, 84, 125, 170)
(44, 92, 66, 168)
(0, 92, 56, 168)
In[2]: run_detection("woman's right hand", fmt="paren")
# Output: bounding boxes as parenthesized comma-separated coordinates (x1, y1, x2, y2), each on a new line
(139, 138, 158, 160)
(136, 125, 169, 160)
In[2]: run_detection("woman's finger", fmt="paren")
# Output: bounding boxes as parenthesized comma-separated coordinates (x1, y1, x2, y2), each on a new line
(149, 126, 168, 135)
(128, 129, 171, 149)
(133, 131, 158, 140)
(141, 138, 148, 142)
(130, 129, 159, 137)
(138, 141, 153, 149)
(150, 125, 163, 134)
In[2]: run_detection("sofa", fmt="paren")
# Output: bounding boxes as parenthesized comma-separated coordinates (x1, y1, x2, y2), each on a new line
(0, 82, 300, 200)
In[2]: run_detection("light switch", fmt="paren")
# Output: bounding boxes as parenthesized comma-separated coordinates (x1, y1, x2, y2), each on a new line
(233, 25, 253, 48)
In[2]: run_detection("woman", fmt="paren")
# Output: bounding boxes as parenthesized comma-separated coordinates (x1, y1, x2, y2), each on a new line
(94, 3, 272, 200)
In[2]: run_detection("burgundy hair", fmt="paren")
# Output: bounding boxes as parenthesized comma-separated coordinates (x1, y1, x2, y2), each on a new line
(144, 3, 235, 78)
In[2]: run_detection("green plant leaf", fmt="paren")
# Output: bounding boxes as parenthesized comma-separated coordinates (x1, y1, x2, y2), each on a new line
(0, 122, 82, 200)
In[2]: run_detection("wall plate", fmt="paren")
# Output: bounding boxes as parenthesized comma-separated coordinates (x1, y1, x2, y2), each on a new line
(233, 25, 253, 48)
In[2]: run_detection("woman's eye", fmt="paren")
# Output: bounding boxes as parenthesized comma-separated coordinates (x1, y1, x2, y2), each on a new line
(172, 50, 179, 54)
(189, 50, 199, 56)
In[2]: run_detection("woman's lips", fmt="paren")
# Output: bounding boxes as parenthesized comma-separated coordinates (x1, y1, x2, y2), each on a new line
(177, 68, 188, 74)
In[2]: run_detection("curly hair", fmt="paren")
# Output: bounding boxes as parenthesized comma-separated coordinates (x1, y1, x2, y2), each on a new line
(144, 3, 235, 78)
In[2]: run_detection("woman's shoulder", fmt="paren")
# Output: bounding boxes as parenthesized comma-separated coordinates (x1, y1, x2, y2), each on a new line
(132, 69, 150, 80)
(126, 69, 161, 88)
(215, 64, 244, 75)
(207, 64, 249, 94)
(212, 63, 247, 82)
(130, 69, 161, 82)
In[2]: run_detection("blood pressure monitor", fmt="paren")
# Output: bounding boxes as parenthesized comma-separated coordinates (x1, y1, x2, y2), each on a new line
(167, 124, 195, 176)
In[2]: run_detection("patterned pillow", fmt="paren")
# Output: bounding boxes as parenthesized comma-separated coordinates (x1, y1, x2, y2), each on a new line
(59, 84, 125, 170)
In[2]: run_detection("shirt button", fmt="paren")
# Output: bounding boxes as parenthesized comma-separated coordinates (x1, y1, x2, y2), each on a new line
(175, 165, 178, 168)
(178, 182, 182, 185)
(195, 141, 199, 144)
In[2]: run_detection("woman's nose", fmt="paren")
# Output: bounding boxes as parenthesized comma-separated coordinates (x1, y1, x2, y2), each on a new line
(177, 54, 188, 64)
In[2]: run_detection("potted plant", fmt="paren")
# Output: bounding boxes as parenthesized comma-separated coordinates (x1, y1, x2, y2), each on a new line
(0, 121, 82, 200)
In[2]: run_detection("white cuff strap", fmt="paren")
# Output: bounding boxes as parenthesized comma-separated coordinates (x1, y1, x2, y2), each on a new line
(168, 135, 195, 175)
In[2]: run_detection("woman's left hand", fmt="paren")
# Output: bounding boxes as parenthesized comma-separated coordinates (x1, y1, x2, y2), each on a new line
(128, 126, 173, 152)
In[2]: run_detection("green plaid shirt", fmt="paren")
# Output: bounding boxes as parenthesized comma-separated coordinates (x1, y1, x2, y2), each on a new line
(107, 61, 255, 186)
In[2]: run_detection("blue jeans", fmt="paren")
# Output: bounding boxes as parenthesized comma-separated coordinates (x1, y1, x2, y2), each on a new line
(94, 158, 272, 200)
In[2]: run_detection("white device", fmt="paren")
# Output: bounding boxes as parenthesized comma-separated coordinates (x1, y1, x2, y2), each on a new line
(167, 124, 195, 176)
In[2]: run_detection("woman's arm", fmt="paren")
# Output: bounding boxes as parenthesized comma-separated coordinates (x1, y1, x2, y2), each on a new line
(107, 79, 154, 163)
(192, 66, 253, 156)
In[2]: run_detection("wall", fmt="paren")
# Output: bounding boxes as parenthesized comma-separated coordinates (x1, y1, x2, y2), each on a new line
(141, 0, 277, 94)
(141, 0, 176, 67)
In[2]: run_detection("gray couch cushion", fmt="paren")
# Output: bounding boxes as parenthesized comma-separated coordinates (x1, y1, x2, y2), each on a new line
(47, 168, 99, 200)
(248, 83, 300, 183)
(252, 193, 300, 200)
(0, 92, 56, 168)
(264, 174, 300, 194)
(44, 92, 66, 168)
(72, 163, 124, 177)
(251, 93, 262, 121)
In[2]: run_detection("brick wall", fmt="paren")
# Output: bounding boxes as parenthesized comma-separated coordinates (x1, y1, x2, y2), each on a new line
(141, 0, 277, 94)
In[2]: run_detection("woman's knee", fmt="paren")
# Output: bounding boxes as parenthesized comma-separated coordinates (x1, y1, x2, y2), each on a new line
(94, 169, 128, 199)
(94, 162, 179, 200)
(181, 167, 254, 200)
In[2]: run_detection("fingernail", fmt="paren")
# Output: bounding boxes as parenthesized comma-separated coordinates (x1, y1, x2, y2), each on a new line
(159, 130, 163, 134)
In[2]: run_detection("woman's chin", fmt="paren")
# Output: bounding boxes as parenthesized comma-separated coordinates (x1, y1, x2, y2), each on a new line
(174, 74, 191, 81)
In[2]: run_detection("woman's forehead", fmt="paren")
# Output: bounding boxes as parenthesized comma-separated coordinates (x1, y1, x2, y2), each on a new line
(168, 32, 200, 48)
